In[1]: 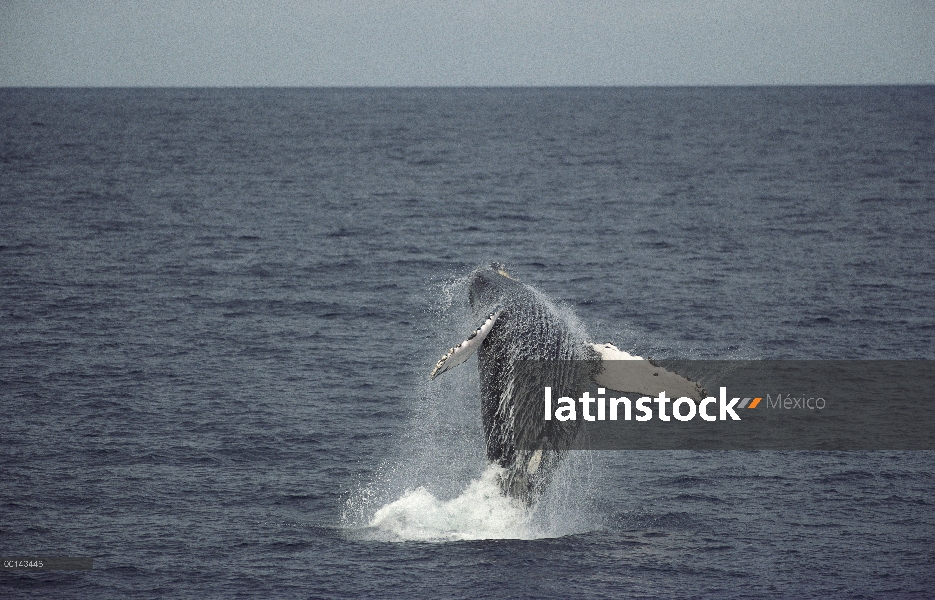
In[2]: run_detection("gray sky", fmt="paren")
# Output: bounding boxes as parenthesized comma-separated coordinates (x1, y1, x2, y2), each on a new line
(1, 0, 932, 86)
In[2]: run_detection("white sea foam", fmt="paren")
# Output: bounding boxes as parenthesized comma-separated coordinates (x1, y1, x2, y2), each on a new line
(366, 465, 536, 541)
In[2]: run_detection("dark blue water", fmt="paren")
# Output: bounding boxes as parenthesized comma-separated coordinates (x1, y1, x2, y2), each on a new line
(1, 87, 933, 598)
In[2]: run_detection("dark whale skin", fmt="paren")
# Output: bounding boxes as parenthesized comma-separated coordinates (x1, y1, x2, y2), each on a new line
(467, 265, 600, 504)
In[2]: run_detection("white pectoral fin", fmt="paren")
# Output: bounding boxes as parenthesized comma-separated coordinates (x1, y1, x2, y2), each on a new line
(592, 343, 704, 401)
(429, 308, 504, 380)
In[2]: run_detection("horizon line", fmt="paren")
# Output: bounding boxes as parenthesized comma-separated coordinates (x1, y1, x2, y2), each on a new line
(2, 83, 933, 90)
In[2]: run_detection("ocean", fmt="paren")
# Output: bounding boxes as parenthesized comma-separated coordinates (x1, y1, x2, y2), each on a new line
(1, 87, 933, 598)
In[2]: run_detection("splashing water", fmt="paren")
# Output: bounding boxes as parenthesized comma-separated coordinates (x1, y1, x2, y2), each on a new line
(365, 465, 534, 541)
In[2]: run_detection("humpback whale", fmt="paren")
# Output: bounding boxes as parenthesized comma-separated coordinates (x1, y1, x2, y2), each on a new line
(431, 264, 703, 505)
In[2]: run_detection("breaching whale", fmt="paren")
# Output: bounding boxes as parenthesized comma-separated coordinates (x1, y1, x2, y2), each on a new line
(430, 263, 703, 505)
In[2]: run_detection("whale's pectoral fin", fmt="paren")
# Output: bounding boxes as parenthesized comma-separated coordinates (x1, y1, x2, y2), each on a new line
(429, 308, 504, 379)
(591, 343, 705, 401)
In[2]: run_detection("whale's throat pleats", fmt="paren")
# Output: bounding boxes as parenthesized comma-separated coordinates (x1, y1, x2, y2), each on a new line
(471, 289, 600, 504)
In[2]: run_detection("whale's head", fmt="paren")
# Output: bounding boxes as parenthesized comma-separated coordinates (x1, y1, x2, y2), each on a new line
(468, 263, 517, 311)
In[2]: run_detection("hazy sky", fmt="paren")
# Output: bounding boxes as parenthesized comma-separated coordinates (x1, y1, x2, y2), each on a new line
(1, 0, 932, 86)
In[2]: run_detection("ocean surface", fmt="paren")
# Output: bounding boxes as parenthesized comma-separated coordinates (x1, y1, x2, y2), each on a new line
(1, 87, 933, 598)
